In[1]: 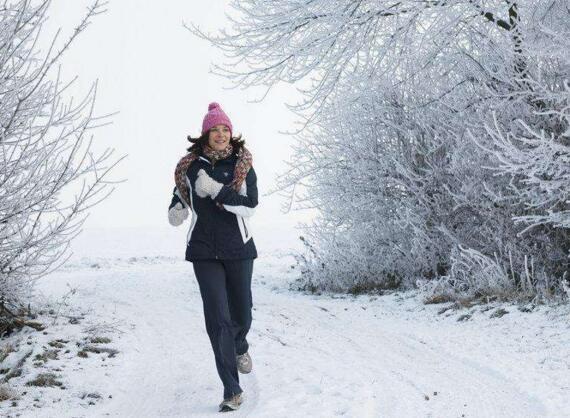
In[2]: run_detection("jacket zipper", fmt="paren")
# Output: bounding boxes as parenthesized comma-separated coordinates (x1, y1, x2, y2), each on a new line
(201, 157, 219, 258)
(213, 160, 218, 258)
(212, 160, 217, 257)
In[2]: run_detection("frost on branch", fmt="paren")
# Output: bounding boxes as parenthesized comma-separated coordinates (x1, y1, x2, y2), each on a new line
(0, 0, 121, 312)
(195, 1, 570, 300)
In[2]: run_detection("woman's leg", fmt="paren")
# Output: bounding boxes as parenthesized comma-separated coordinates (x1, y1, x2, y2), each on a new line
(222, 259, 254, 356)
(192, 260, 242, 399)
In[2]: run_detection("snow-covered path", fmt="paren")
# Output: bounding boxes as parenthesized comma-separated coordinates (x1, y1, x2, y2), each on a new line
(21, 249, 569, 418)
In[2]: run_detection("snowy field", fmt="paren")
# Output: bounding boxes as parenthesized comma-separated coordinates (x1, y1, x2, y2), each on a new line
(1, 225, 570, 418)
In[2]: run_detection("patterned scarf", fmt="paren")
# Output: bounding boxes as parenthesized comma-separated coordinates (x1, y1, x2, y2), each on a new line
(174, 143, 253, 209)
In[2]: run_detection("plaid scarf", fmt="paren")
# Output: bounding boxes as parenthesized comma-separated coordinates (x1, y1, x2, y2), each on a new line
(174, 143, 253, 209)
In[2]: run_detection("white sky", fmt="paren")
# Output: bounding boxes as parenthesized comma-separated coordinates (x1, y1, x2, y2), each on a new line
(44, 0, 311, 234)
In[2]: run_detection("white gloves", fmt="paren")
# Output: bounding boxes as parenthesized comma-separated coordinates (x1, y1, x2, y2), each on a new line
(168, 170, 223, 227)
(195, 169, 223, 199)
(168, 202, 189, 226)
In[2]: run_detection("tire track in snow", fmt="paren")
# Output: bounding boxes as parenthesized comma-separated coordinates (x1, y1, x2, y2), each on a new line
(380, 327, 548, 416)
(252, 293, 547, 417)
(46, 261, 553, 417)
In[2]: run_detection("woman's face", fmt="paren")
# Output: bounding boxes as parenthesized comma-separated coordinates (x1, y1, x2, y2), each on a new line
(207, 124, 231, 151)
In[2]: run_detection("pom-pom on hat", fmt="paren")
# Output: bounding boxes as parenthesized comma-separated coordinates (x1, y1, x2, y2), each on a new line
(202, 102, 233, 137)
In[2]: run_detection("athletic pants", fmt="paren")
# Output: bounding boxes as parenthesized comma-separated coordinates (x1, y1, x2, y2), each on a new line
(192, 258, 254, 399)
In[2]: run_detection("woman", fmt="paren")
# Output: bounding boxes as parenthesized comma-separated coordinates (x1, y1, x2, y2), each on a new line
(168, 102, 258, 412)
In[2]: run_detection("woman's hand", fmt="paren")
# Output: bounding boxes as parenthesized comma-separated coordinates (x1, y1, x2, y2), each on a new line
(195, 169, 223, 199)
(168, 202, 189, 226)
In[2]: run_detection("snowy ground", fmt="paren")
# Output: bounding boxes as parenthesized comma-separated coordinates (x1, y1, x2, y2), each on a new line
(1, 226, 569, 417)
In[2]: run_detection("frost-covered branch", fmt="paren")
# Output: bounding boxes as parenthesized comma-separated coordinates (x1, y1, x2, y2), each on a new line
(0, 0, 121, 309)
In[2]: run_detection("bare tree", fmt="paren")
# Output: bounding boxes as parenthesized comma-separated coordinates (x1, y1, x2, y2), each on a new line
(0, 0, 122, 313)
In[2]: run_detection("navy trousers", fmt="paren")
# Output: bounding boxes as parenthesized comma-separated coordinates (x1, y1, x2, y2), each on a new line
(192, 258, 254, 399)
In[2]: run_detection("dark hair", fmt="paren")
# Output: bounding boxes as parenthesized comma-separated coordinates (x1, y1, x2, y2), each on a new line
(186, 131, 246, 155)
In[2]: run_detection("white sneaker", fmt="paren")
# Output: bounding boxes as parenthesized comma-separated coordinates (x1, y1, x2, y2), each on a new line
(219, 392, 243, 412)
(236, 352, 252, 374)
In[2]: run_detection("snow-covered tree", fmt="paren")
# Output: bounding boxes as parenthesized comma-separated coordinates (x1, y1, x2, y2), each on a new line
(194, 1, 570, 299)
(190, 1, 535, 122)
(0, 0, 120, 311)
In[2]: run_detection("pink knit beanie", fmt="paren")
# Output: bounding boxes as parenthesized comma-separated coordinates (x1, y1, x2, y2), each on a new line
(201, 102, 233, 137)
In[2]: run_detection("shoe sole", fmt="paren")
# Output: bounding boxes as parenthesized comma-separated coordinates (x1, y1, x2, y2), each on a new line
(219, 404, 241, 412)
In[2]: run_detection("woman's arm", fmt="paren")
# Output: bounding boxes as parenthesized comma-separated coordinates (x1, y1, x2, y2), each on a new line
(169, 187, 187, 210)
(168, 187, 189, 226)
(216, 168, 258, 218)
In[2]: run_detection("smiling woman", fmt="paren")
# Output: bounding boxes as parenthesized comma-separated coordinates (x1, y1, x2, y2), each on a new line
(208, 125, 231, 150)
(186, 102, 246, 156)
(168, 102, 258, 412)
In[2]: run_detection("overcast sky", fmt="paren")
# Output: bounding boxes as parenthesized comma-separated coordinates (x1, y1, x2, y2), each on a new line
(45, 0, 311, 238)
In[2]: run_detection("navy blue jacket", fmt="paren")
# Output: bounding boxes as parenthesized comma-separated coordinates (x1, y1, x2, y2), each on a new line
(169, 151, 258, 261)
